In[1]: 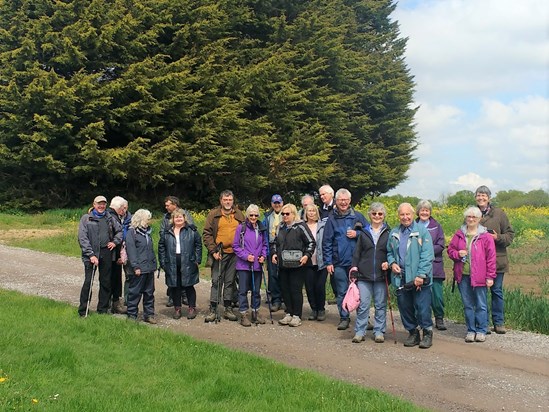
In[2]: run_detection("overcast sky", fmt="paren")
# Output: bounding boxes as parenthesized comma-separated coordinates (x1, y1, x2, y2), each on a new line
(387, 0, 549, 201)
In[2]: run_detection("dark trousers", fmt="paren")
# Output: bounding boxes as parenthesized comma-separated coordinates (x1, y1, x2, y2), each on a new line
(127, 271, 155, 319)
(209, 252, 236, 307)
(304, 266, 328, 312)
(111, 261, 123, 303)
(278, 266, 306, 318)
(78, 247, 112, 315)
(267, 258, 282, 304)
(172, 254, 196, 308)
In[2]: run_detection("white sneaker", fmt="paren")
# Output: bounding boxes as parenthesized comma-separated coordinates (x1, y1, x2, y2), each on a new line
(465, 332, 475, 343)
(278, 313, 292, 325)
(475, 333, 486, 342)
(289, 315, 302, 327)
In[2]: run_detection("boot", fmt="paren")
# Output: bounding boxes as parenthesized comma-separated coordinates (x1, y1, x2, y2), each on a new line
(435, 317, 447, 331)
(337, 318, 350, 330)
(316, 310, 326, 321)
(112, 300, 127, 314)
(419, 329, 433, 349)
(173, 307, 182, 320)
(404, 329, 421, 347)
(223, 307, 238, 321)
(252, 310, 266, 324)
(187, 307, 197, 320)
(204, 305, 217, 323)
(307, 311, 318, 321)
(240, 312, 252, 327)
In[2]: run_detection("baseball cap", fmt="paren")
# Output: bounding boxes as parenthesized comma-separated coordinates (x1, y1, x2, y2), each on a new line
(94, 195, 107, 203)
(271, 194, 283, 203)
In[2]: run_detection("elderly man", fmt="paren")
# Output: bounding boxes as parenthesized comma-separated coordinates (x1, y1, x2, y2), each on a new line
(298, 194, 315, 220)
(78, 195, 123, 316)
(387, 203, 434, 349)
(475, 186, 514, 334)
(318, 185, 335, 221)
(262, 194, 285, 311)
(323, 188, 367, 330)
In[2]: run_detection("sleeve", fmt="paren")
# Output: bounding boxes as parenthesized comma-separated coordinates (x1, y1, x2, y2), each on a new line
(386, 232, 396, 267)
(194, 231, 203, 265)
(300, 223, 316, 258)
(158, 228, 166, 269)
(232, 224, 248, 261)
(485, 235, 497, 279)
(351, 233, 364, 268)
(202, 211, 216, 254)
(433, 223, 446, 256)
(322, 218, 335, 266)
(125, 229, 139, 271)
(78, 215, 94, 258)
(417, 230, 434, 278)
(112, 217, 123, 245)
(447, 232, 461, 261)
(497, 211, 514, 248)
(261, 231, 268, 258)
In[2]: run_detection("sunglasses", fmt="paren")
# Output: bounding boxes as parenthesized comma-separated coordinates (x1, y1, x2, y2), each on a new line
(281, 212, 291, 216)
(371, 212, 384, 216)
(249, 214, 259, 217)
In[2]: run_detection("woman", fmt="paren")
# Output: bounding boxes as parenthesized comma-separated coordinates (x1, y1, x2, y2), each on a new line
(303, 204, 328, 321)
(158, 208, 202, 320)
(232, 204, 268, 327)
(416, 200, 447, 330)
(448, 206, 496, 343)
(349, 202, 390, 343)
(271, 204, 316, 327)
(125, 209, 157, 323)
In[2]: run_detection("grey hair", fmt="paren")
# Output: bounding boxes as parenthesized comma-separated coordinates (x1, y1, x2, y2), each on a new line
(335, 188, 351, 200)
(109, 196, 128, 210)
(416, 199, 432, 215)
(368, 202, 386, 216)
(463, 206, 482, 219)
(131, 209, 152, 228)
(301, 194, 314, 206)
(397, 202, 415, 215)
(475, 185, 492, 198)
(246, 204, 260, 217)
(319, 185, 334, 196)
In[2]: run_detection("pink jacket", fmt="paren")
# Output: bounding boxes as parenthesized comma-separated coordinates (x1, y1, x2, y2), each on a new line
(447, 226, 496, 287)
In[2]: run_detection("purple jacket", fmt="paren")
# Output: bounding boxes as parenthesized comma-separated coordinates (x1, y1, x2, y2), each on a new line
(447, 225, 496, 287)
(416, 217, 446, 279)
(232, 220, 268, 272)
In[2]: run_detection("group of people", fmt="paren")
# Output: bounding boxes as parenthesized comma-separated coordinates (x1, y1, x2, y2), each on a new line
(77, 185, 514, 348)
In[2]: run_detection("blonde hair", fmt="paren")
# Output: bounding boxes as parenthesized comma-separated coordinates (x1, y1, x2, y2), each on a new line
(170, 208, 187, 225)
(281, 203, 300, 223)
(304, 204, 319, 222)
(131, 209, 152, 228)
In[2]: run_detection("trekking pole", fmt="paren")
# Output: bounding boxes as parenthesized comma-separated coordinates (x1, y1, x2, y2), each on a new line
(250, 263, 258, 327)
(260, 265, 274, 324)
(85, 265, 98, 318)
(215, 242, 224, 324)
(384, 271, 397, 344)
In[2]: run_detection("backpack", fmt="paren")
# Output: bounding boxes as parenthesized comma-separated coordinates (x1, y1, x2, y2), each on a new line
(342, 278, 360, 313)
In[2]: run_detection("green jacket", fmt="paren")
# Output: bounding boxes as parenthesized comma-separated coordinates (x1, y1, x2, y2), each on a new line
(386, 221, 434, 288)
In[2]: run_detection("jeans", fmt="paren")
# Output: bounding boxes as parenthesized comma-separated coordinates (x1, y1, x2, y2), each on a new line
(458, 276, 488, 334)
(354, 280, 387, 337)
(127, 271, 155, 319)
(266, 259, 282, 305)
(278, 267, 306, 318)
(490, 272, 505, 326)
(396, 285, 433, 331)
(209, 253, 236, 306)
(304, 266, 328, 312)
(431, 278, 445, 319)
(334, 266, 351, 319)
(238, 270, 262, 312)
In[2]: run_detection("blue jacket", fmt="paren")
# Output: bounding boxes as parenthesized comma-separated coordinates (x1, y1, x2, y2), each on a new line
(125, 226, 157, 275)
(232, 220, 268, 272)
(322, 207, 367, 267)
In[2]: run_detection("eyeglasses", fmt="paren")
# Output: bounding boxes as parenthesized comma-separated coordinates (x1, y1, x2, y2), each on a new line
(466, 216, 479, 219)
(371, 212, 384, 216)
(248, 214, 259, 217)
(281, 212, 291, 216)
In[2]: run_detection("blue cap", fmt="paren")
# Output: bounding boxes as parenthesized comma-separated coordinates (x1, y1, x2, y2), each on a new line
(271, 194, 283, 203)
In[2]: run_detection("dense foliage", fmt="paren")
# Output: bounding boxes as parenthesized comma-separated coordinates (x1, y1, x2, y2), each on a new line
(0, 0, 416, 210)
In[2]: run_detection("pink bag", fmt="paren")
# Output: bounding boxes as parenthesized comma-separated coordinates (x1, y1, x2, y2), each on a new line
(342, 278, 360, 313)
(119, 241, 128, 265)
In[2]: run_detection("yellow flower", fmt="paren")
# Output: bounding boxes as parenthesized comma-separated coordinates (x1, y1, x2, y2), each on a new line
(0, 377, 7, 383)
(32, 399, 39, 404)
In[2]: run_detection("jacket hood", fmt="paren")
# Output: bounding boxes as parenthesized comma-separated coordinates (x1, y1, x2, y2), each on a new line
(460, 224, 489, 236)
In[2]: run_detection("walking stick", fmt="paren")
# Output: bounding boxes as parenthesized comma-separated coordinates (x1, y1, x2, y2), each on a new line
(250, 263, 258, 327)
(215, 242, 224, 324)
(85, 265, 98, 318)
(385, 271, 397, 344)
(260, 265, 274, 324)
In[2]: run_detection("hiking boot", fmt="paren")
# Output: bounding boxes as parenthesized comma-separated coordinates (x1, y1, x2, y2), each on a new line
(240, 312, 252, 327)
(316, 310, 326, 321)
(374, 334, 385, 343)
(435, 317, 447, 331)
(494, 325, 507, 334)
(337, 318, 350, 330)
(223, 307, 238, 321)
(419, 329, 433, 349)
(278, 313, 292, 325)
(166, 296, 174, 307)
(270, 302, 281, 312)
(112, 299, 127, 314)
(465, 332, 475, 343)
(366, 320, 374, 330)
(475, 333, 486, 342)
(204, 307, 217, 323)
(307, 311, 318, 321)
(173, 307, 182, 320)
(289, 315, 302, 327)
(252, 310, 266, 324)
(144, 316, 157, 325)
(352, 334, 365, 343)
(187, 307, 197, 320)
(404, 329, 420, 347)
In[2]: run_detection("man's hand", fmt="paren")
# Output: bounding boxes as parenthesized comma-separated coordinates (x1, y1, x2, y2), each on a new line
(391, 263, 401, 274)
(90, 256, 99, 266)
(107, 241, 116, 250)
(213, 252, 222, 261)
(327, 264, 334, 275)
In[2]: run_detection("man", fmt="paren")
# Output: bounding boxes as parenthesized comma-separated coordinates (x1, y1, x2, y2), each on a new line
(318, 185, 335, 221)
(203, 190, 245, 322)
(160, 196, 194, 307)
(323, 188, 367, 330)
(78, 195, 123, 316)
(107, 196, 131, 314)
(262, 194, 285, 312)
(475, 185, 514, 334)
(298, 194, 315, 220)
(387, 203, 435, 349)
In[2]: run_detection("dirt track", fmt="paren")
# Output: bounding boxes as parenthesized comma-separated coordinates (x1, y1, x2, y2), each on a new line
(0, 244, 547, 412)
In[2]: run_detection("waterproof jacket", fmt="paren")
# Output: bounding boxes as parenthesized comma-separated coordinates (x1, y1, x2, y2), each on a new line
(158, 224, 202, 288)
(159, 209, 194, 241)
(232, 220, 268, 272)
(387, 222, 434, 288)
(271, 222, 316, 268)
(78, 211, 122, 263)
(125, 226, 157, 275)
(416, 217, 446, 279)
(312, 219, 327, 270)
(107, 208, 132, 260)
(203, 206, 245, 255)
(447, 225, 496, 287)
(262, 209, 282, 246)
(479, 205, 514, 273)
(351, 223, 390, 282)
(322, 207, 368, 267)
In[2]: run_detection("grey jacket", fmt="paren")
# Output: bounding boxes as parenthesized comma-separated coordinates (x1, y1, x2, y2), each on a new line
(125, 227, 157, 275)
(78, 211, 122, 263)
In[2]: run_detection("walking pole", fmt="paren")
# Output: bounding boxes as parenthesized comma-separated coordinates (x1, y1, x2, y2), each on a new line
(260, 265, 274, 324)
(85, 265, 98, 318)
(385, 271, 397, 344)
(215, 243, 224, 324)
(250, 263, 258, 327)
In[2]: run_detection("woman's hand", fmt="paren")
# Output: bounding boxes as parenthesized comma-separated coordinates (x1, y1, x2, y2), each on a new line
(381, 262, 389, 271)
(272, 254, 278, 264)
(458, 250, 468, 258)
(486, 279, 494, 287)
(299, 255, 308, 266)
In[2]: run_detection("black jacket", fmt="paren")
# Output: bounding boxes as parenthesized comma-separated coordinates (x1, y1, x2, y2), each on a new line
(271, 222, 316, 268)
(125, 227, 157, 275)
(351, 223, 390, 282)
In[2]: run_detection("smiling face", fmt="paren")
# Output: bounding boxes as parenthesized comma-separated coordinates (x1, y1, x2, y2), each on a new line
(272, 201, 283, 213)
(220, 195, 234, 212)
(173, 213, 186, 227)
(94, 201, 107, 214)
(418, 207, 431, 222)
(335, 195, 350, 213)
(475, 192, 490, 210)
(280, 207, 294, 224)
(398, 204, 414, 227)
(369, 209, 385, 224)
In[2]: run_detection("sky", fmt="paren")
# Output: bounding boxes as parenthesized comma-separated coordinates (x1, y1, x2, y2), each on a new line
(387, 0, 549, 201)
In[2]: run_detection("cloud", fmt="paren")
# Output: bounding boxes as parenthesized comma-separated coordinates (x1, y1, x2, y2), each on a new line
(450, 173, 495, 191)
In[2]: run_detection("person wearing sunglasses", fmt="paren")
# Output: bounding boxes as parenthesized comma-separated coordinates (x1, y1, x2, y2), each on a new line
(232, 204, 268, 326)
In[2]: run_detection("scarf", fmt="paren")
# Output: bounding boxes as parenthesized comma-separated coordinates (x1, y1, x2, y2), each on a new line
(92, 209, 106, 218)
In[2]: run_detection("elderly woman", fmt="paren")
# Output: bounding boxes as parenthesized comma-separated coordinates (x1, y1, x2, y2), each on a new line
(232, 204, 268, 327)
(415, 200, 447, 330)
(303, 204, 328, 321)
(158, 208, 202, 320)
(349, 202, 390, 343)
(448, 206, 496, 343)
(271, 204, 316, 327)
(125, 209, 157, 323)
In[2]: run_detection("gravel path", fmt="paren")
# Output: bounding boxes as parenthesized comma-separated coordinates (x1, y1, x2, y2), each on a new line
(0, 244, 547, 412)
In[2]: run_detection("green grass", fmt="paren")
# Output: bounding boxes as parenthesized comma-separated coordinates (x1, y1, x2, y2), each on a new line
(0, 290, 423, 412)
